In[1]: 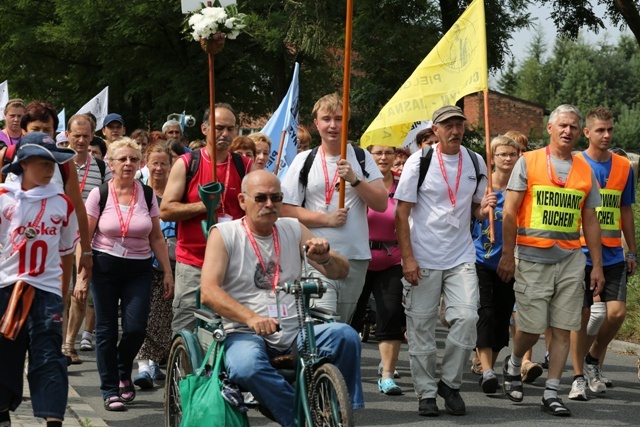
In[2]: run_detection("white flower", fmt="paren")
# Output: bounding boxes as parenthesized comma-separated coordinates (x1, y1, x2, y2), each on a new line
(186, 5, 246, 42)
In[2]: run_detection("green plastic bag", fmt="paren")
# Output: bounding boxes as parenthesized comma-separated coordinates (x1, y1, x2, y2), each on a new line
(179, 341, 249, 427)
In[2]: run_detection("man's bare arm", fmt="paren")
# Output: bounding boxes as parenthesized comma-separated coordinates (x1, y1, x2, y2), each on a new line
(160, 158, 207, 222)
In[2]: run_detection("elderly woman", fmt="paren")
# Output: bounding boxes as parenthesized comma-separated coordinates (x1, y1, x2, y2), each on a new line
(248, 132, 272, 170)
(85, 138, 173, 411)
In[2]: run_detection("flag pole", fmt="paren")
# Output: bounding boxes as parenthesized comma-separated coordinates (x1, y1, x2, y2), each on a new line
(273, 130, 287, 176)
(338, 0, 354, 209)
(483, 90, 495, 242)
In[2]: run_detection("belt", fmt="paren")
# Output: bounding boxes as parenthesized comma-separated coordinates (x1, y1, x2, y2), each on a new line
(369, 240, 398, 250)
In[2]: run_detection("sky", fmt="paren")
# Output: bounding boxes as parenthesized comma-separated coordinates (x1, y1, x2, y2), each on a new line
(495, 3, 629, 86)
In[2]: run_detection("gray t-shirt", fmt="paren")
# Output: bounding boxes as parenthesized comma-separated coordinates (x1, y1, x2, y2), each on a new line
(507, 155, 601, 263)
(215, 217, 303, 351)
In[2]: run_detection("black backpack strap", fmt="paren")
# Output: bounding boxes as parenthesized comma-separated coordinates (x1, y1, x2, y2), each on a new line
(182, 149, 201, 203)
(96, 158, 107, 182)
(142, 184, 154, 212)
(417, 146, 434, 189)
(98, 181, 109, 217)
(299, 147, 318, 208)
(231, 152, 246, 180)
(352, 146, 369, 178)
(464, 146, 485, 195)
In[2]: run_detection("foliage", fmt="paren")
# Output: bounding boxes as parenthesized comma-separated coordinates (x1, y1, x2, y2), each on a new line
(617, 183, 640, 344)
(499, 33, 640, 150)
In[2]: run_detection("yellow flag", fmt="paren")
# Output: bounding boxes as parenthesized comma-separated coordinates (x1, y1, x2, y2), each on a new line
(360, 0, 488, 147)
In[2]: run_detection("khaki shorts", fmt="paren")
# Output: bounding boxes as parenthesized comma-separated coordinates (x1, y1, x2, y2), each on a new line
(514, 249, 586, 334)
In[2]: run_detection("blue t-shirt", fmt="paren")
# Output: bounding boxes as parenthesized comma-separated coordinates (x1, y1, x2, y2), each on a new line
(580, 152, 635, 266)
(473, 189, 506, 271)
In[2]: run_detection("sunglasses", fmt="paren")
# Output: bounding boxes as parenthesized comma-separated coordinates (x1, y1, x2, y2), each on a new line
(243, 192, 284, 203)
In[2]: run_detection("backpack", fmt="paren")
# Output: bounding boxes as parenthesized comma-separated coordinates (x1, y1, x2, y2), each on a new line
(97, 181, 154, 217)
(183, 149, 247, 201)
(417, 146, 484, 194)
(1, 142, 71, 183)
(299, 145, 370, 207)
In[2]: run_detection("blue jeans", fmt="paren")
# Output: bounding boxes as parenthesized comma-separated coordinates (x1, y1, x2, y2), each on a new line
(224, 323, 364, 427)
(91, 251, 152, 399)
(0, 285, 68, 419)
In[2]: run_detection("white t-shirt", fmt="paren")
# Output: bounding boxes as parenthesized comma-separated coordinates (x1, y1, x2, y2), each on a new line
(0, 190, 80, 297)
(394, 145, 487, 269)
(281, 145, 383, 259)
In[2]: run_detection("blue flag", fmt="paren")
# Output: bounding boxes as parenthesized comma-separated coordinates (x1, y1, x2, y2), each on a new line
(262, 63, 300, 177)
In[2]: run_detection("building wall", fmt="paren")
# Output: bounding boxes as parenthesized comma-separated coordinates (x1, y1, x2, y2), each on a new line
(463, 91, 546, 139)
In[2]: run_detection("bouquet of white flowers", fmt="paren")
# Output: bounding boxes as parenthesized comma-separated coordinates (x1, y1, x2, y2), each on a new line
(187, 3, 246, 42)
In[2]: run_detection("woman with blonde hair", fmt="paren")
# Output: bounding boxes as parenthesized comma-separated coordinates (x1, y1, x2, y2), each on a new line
(85, 138, 173, 411)
(248, 132, 272, 169)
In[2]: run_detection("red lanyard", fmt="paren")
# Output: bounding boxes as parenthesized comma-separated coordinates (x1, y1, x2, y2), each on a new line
(242, 217, 280, 291)
(320, 147, 340, 207)
(545, 146, 567, 188)
(436, 146, 463, 210)
(11, 199, 47, 254)
(110, 180, 137, 241)
(78, 156, 91, 193)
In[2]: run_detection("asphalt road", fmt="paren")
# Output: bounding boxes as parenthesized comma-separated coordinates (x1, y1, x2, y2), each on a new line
(66, 327, 640, 426)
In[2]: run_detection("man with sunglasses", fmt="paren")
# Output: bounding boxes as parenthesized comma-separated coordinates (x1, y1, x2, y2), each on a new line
(161, 103, 253, 336)
(201, 169, 363, 427)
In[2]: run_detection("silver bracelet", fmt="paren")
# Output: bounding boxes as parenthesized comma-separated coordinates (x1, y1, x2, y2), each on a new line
(81, 251, 93, 257)
(317, 256, 332, 266)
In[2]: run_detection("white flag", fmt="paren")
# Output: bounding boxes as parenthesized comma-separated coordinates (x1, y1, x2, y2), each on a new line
(0, 81, 9, 121)
(56, 108, 66, 133)
(76, 87, 109, 130)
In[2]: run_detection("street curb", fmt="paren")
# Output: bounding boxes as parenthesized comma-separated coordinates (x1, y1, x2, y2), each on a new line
(609, 339, 640, 356)
(67, 383, 109, 427)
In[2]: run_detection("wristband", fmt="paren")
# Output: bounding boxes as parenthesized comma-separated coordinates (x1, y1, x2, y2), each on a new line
(317, 255, 332, 266)
(81, 251, 93, 257)
(627, 252, 637, 260)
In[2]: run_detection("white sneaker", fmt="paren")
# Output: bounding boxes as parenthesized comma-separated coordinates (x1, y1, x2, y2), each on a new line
(584, 362, 607, 393)
(377, 362, 400, 378)
(599, 372, 613, 388)
(568, 377, 587, 401)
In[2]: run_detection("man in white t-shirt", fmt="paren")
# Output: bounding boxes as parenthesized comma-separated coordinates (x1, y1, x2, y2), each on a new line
(395, 105, 495, 417)
(280, 93, 388, 323)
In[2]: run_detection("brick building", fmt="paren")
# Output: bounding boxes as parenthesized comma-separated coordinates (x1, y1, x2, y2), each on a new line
(463, 90, 547, 139)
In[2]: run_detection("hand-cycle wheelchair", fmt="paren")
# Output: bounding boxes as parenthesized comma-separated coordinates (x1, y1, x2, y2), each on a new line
(164, 250, 355, 426)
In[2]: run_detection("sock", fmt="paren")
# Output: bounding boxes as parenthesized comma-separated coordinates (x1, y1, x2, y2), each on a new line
(573, 374, 584, 381)
(46, 421, 62, 427)
(81, 330, 93, 340)
(381, 371, 394, 380)
(543, 378, 560, 400)
(483, 369, 495, 379)
(137, 359, 150, 373)
(507, 353, 522, 376)
(585, 352, 599, 366)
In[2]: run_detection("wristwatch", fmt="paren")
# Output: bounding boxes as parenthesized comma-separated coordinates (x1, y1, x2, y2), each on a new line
(351, 175, 362, 187)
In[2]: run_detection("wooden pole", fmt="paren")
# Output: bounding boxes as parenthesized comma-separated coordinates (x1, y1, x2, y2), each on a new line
(208, 50, 217, 182)
(338, 0, 354, 209)
(483, 90, 494, 242)
(273, 130, 287, 176)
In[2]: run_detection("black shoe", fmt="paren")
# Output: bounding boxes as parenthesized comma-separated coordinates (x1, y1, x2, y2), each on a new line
(479, 372, 499, 394)
(418, 397, 439, 416)
(541, 396, 571, 417)
(437, 380, 466, 415)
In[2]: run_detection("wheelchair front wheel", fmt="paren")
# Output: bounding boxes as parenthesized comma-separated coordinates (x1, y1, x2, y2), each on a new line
(310, 363, 353, 427)
(164, 336, 196, 427)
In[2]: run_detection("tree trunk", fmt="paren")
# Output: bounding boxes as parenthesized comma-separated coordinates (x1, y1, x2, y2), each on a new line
(614, 0, 640, 46)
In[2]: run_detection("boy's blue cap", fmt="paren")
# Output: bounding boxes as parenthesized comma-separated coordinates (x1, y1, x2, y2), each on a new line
(2, 132, 77, 175)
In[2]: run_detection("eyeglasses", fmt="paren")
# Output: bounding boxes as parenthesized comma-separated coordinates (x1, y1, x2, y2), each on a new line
(494, 153, 518, 159)
(113, 156, 140, 163)
(149, 161, 170, 168)
(371, 151, 395, 157)
(243, 192, 284, 203)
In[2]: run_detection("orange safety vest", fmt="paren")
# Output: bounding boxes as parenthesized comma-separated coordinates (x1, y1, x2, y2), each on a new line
(577, 152, 630, 248)
(516, 148, 592, 249)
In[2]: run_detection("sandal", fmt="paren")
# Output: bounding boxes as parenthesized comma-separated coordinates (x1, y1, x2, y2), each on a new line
(104, 396, 127, 412)
(541, 396, 571, 417)
(119, 380, 136, 403)
(502, 356, 523, 402)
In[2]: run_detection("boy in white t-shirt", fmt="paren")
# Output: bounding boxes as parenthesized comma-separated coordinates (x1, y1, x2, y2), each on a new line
(0, 132, 80, 427)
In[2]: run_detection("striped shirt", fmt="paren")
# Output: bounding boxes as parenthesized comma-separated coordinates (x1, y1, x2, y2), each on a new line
(76, 155, 112, 202)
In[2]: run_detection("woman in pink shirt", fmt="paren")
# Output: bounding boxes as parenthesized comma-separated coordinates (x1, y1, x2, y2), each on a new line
(352, 145, 405, 395)
(85, 138, 173, 411)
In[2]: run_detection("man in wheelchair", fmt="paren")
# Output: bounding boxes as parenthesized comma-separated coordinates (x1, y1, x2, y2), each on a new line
(200, 170, 365, 427)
